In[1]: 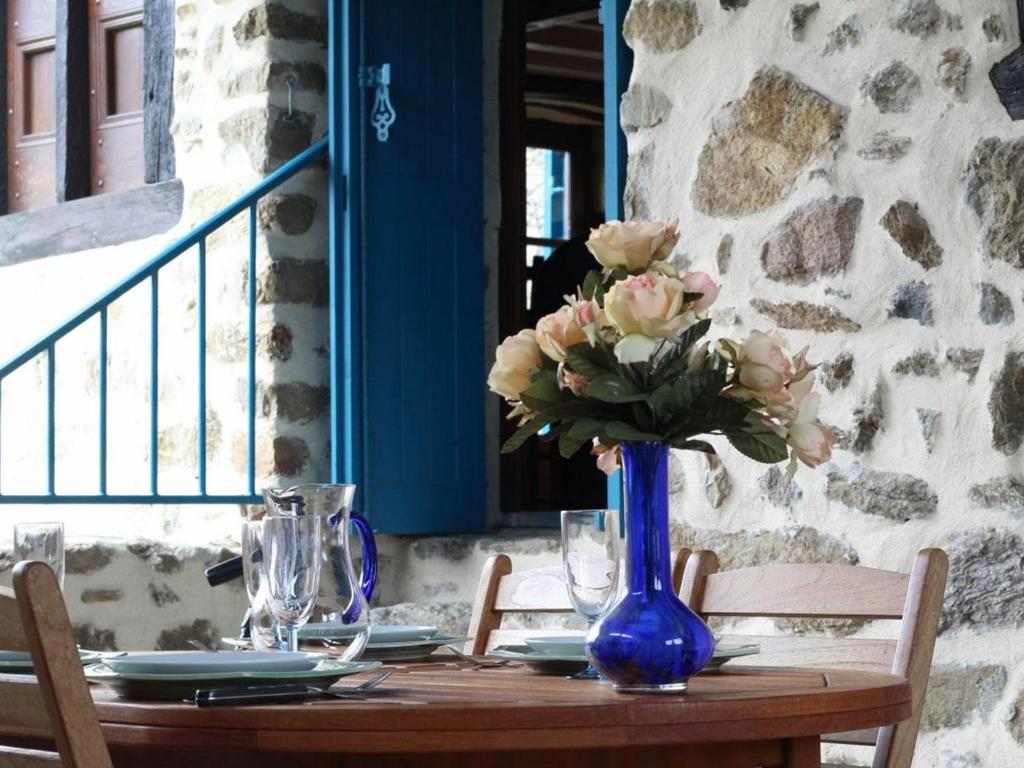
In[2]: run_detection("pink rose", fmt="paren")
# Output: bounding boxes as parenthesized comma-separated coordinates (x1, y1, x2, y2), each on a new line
(736, 330, 792, 395)
(680, 271, 720, 311)
(604, 273, 689, 339)
(591, 440, 621, 476)
(786, 389, 836, 468)
(536, 305, 589, 363)
(560, 369, 589, 396)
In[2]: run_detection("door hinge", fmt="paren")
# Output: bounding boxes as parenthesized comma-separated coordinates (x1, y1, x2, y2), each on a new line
(357, 63, 396, 143)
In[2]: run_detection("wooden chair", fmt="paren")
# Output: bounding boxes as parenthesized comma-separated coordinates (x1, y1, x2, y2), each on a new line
(466, 548, 691, 655)
(0, 561, 113, 768)
(679, 549, 948, 768)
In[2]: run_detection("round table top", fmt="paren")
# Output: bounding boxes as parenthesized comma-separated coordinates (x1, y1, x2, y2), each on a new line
(90, 662, 912, 755)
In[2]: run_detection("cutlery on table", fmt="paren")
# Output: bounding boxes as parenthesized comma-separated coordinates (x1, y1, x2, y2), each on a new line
(444, 644, 512, 669)
(193, 670, 393, 707)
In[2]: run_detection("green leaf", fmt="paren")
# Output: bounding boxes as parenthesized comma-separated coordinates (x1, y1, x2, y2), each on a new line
(568, 418, 604, 441)
(565, 343, 612, 379)
(671, 439, 716, 454)
(586, 375, 648, 403)
(648, 383, 676, 419)
(500, 417, 549, 454)
(581, 270, 604, 302)
(682, 291, 704, 304)
(522, 375, 561, 403)
(728, 430, 789, 464)
(558, 430, 588, 459)
(672, 372, 704, 411)
(674, 318, 712, 355)
(605, 421, 662, 443)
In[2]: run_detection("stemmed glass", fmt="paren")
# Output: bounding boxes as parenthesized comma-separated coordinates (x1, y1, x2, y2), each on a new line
(263, 515, 322, 653)
(14, 522, 65, 589)
(561, 509, 620, 679)
(241, 520, 284, 651)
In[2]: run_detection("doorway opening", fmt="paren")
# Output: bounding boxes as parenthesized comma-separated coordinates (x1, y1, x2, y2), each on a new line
(498, 0, 608, 522)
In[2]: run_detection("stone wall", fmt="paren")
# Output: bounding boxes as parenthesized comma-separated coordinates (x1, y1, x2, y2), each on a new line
(613, 0, 1024, 764)
(0, 0, 331, 648)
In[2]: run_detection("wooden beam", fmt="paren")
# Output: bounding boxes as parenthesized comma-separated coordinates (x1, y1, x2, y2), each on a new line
(0, 0, 9, 215)
(0, 179, 182, 265)
(55, 0, 90, 202)
(524, 0, 599, 29)
(143, 0, 175, 183)
(524, 74, 603, 104)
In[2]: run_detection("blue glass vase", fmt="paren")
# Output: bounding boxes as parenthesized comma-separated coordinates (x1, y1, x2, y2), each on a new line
(585, 442, 715, 692)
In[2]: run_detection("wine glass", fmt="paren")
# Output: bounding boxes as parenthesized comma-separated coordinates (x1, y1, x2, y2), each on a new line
(14, 522, 65, 589)
(561, 509, 620, 679)
(263, 515, 322, 653)
(241, 520, 283, 651)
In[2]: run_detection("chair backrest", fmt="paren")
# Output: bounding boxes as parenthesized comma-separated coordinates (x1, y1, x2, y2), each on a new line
(680, 548, 947, 768)
(0, 561, 113, 768)
(466, 548, 691, 655)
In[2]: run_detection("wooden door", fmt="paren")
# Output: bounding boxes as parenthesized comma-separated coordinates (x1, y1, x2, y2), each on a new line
(5, 0, 57, 212)
(89, 0, 144, 195)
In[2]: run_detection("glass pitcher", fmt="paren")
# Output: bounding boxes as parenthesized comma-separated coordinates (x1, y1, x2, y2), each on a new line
(262, 484, 377, 661)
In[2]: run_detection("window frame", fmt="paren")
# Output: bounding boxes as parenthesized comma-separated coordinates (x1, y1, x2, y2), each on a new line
(0, 0, 174, 217)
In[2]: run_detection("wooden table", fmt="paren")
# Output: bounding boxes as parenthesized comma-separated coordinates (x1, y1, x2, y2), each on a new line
(23, 663, 913, 767)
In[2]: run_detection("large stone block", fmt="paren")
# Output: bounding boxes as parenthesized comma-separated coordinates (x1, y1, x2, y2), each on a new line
(979, 283, 1014, 326)
(893, 350, 939, 377)
(823, 15, 864, 55)
(989, 352, 1024, 455)
(965, 138, 1024, 269)
(969, 476, 1024, 516)
(941, 528, 1024, 631)
(624, 143, 655, 220)
(761, 196, 862, 284)
(787, 4, 819, 42)
(620, 84, 672, 132)
(66, 544, 115, 575)
(156, 619, 220, 651)
(218, 106, 314, 174)
(921, 664, 1007, 730)
(74, 624, 117, 651)
(257, 257, 329, 306)
(890, 0, 954, 39)
(937, 48, 971, 102)
(692, 68, 846, 217)
(826, 465, 937, 521)
(838, 380, 884, 453)
(623, 0, 701, 54)
(946, 347, 984, 383)
(857, 132, 911, 163)
(879, 200, 943, 270)
(258, 193, 318, 235)
(370, 601, 473, 637)
(888, 281, 933, 325)
(750, 299, 860, 332)
(233, 3, 326, 46)
(261, 382, 329, 424)
(670, 521, 858, 568)
(819, 352, 854, 392)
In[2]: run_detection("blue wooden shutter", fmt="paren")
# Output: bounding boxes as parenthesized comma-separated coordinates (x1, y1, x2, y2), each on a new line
(357, 0, 484, 533)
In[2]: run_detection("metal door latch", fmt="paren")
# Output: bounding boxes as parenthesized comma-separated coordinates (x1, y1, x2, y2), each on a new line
(358, 63, 396, 142)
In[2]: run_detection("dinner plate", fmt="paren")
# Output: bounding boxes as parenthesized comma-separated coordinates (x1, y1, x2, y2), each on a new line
(298, 623, 438, 643)
(0, 649, 106, 673)
(358, 634, 465, 662)
(488, 643, 761, 676)
(86, 659, 381, 700)
(523, 635, 586, 657)
(105, 650, 325, 675)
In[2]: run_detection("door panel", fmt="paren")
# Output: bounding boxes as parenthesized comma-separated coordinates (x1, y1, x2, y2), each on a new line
(6, 0, 57, 212)
(360, 0, 484, 533)
(89, 0, 144, 195)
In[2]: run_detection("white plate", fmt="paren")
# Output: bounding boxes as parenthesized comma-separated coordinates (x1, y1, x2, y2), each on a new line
(105, 651, 325, 675)
(0, 649, 106, 670)
(299, 624, 438, 643)
(0, 651, 31, 663)
(524, 635, 586, 657)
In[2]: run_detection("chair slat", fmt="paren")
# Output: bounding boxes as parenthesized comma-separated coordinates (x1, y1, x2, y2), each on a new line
(701, 564, 910, 619)
(493, 566, 574, 612)
(0, 746, 63, 767)
(0, 677, 55, 732)
(717, 634, 896, 672)
(0, 588, 30, 652)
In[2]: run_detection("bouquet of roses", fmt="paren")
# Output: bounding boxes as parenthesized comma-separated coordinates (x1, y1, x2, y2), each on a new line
(487, 220, 837, 479)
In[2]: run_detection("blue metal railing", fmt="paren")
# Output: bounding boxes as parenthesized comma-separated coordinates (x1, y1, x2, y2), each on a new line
(0, 137, 329, 504)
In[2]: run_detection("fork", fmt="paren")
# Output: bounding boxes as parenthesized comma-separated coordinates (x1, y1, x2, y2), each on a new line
(308, 670, 393, 699)
(444, 644, 512, 669)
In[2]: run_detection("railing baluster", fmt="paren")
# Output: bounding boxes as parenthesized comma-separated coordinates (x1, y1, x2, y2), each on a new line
(247, 204, 257, 496)
(99, 307, 108, 496)
(47, 346, 55, 495)
(150, 273, 159, 496)
(198, 239, 207, 495)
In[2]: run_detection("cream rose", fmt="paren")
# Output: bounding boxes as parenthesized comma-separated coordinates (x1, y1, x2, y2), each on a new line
(487, 330, 541, 401)
(536, 305, 589, 363)
(680, 271, 720, 311)
(585, 220, 679, 272)
(736, 330, 792, 395)
(785, 388, 836, 469)
(604, 273, 690, 339)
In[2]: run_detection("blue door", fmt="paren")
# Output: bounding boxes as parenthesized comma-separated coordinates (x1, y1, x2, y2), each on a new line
(354, 0, 485, 533)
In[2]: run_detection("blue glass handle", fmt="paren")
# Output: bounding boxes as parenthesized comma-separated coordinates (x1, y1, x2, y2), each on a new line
(349, 512, 377, 605)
